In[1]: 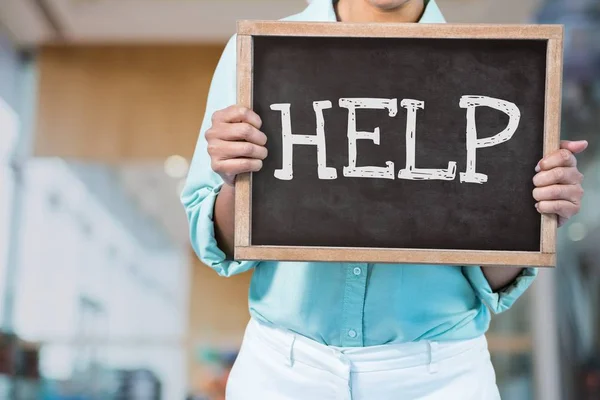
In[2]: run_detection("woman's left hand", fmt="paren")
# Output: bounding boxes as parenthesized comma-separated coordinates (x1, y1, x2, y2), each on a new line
(532, 140, 588, 227)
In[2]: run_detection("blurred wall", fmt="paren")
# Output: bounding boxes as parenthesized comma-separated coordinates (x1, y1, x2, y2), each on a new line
(0, 31, 20, 110)
(34, 45, 224, 161)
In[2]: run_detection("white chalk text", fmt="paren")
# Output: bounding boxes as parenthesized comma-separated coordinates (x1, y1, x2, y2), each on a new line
(270, 96, 521, 184)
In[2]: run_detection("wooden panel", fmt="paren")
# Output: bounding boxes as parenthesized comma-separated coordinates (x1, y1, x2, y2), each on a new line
(236, 246, 555, 267)
(540, 35, 564, 255)
(187, 258, 251, 344)
(234, 35, 252, 250)
(486, 334, 532, 354)
(35, 45, 224, 161)
(238, 20, 563, 39)
(186, 255, 251, 391)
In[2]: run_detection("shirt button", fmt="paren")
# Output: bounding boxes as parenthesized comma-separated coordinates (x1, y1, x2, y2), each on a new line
(348, 329, 357, 338)
(353, 267, 362, 276)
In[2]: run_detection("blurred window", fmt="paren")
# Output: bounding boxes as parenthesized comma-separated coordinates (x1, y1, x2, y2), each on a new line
(12, 160, 188, 399)
(0, 97, 19, 322)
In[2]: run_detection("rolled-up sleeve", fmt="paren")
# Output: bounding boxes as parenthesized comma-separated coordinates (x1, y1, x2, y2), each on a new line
(462, 266, 538, 314)
(180, 35, 258, 277)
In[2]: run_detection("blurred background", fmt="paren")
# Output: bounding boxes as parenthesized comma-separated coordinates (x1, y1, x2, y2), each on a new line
(0, 0, 598, 399)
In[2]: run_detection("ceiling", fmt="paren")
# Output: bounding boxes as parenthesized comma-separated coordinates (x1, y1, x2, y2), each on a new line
(0, 0, 308, 45)
(1, 0, 541, 46)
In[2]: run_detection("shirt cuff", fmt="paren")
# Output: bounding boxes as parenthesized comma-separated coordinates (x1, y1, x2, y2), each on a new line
(462, 266, 538, 314)
(191, 183, 258, 277)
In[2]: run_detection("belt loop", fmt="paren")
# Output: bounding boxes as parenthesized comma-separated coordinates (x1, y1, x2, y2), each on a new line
(288, 334, 296, 367)
(428, 341, 439, 374)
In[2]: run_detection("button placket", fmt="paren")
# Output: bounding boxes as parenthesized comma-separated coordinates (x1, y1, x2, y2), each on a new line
(340, 264, 368, 346)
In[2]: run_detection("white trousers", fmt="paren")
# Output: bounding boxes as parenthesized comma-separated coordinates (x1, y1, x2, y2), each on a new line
(226, 319, 501, 400)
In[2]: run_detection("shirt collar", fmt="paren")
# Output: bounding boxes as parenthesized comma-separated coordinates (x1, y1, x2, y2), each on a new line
(304, 0, 445, 23)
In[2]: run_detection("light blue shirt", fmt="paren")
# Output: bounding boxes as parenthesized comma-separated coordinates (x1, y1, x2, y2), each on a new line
(181, 0, 538, 347)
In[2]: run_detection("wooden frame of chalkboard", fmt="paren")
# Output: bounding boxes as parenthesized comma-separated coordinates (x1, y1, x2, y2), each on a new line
(235, 21, 563, 267)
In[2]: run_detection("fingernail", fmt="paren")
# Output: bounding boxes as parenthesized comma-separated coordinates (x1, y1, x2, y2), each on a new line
(535, 203, 539, 209)
(535, 163, 540, 172)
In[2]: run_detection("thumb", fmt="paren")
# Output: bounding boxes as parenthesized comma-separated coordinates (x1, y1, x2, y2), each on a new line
(560, 140, 588, 154)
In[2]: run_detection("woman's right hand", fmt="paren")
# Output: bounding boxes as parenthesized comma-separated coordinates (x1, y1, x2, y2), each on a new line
(206, 105, 268, 186)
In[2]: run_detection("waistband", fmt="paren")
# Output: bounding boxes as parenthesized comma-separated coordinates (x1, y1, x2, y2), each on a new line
(245, 318, 488, 376)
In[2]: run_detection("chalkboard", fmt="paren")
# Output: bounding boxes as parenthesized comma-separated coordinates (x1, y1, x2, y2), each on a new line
(235, 22, 563, 267)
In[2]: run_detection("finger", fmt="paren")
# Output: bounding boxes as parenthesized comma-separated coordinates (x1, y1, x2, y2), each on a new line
(213, 140, 268, 160)
(558, 216, 568, 228)
(560, 140, 588, 155)
(211, 158, 263, 175)
(532, 184, 583, 204)
(535, 200, 579, 220)
(213, 106, 262, 128)
(533, 167, 583, 187)
(212, 123, 267, 146)
(536, 148, 577, 172)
